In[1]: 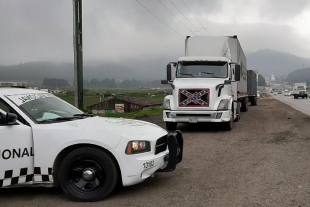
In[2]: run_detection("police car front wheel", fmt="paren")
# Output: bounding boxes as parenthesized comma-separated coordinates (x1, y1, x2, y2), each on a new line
(58, 147, 119, 202)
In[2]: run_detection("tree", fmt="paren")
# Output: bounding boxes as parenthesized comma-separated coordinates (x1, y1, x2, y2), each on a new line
(42, 78, 69, 87)
(258, 74, 266, 86)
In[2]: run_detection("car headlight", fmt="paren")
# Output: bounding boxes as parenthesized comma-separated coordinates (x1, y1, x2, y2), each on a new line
(125, 141, 151, 155)
(217, 99, 229, 110)
(163, 98, 171, 109)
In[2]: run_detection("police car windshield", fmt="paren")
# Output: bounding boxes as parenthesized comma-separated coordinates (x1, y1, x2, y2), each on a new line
(6, 93, 84, 124)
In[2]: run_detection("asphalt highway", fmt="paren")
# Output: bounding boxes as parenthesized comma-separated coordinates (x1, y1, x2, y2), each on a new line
(272, 94, 310, 116)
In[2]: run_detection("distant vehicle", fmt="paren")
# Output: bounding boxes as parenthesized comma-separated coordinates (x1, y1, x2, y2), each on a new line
(278, 91, 282, 94)
(257, 93, 260, 99)
(293, 83, 307, 99)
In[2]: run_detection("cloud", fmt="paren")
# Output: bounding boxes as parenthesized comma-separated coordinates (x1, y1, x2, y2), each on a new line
(0, 0, 310, 67)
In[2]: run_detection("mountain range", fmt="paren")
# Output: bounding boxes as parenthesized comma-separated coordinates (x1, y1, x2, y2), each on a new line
(0, 49, 309, 82)
(247, 49, 310, 78)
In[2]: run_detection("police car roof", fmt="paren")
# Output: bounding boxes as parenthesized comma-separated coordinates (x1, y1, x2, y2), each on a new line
(0, 87, 47, 95)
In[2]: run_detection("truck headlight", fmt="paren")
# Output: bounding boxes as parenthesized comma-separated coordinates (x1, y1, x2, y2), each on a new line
(125, 141, 151, 154)
(217, 99, 229, 110)
(163, 98, 171, 109)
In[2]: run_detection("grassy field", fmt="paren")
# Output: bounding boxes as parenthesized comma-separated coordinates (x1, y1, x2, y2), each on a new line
(100, 107, 163, 119)
(57, 95, 108, 109)
(56, 88, 167, 118)
(57, 93, 166, 108)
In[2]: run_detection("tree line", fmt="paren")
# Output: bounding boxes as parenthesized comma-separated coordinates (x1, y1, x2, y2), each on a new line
(43, 78, 164, 88)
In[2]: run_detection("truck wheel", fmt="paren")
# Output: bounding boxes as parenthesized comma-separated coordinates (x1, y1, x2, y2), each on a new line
(58, 147, 119, 202)
(240, 97, 249, 112)
(251, 97, 258, 106)
(166, 122, 177, 131)
(234, 102, 240, 122)
(223, 110, 233, 131)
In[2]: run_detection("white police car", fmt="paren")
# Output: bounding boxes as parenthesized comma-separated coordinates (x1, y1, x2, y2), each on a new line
(0, 87, 183, 201)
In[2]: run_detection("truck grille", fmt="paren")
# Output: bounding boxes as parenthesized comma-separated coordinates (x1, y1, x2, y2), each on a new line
(179, 89, 209, 107)
(299, 91, 305, 94)
(155, 136, 168, 154)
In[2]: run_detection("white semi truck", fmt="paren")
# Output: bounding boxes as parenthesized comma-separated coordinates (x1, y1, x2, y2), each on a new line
(293, 82, 307, 99)
(161, 36, 258, 131)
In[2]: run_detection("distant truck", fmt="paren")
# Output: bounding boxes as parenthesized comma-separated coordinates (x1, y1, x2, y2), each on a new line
(293, 83, 307, 99)
(161, 36, 258, 131)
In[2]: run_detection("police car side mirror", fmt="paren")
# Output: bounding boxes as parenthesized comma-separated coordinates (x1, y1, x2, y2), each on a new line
(6, 113, 17, 125)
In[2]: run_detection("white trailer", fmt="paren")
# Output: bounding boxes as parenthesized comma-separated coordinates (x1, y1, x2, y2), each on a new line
(161, 36, 257, 131)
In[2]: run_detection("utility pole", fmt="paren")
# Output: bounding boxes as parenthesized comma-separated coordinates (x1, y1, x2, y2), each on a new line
(73, 0, 83, 110)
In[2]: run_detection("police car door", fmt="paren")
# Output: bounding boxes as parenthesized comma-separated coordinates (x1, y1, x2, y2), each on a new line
(0, 101, 34, 188)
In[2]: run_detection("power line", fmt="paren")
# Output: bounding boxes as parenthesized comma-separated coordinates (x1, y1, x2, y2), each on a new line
(158, 0, 196, 36)
(181, 0, 212, 36)
(169, 0, 203, 36)
(135, 0, 184, 38)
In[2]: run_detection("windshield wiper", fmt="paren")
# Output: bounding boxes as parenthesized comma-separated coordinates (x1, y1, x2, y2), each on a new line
(38, 116, 84, 124)
(200, 72, 218, 78)
(73, 113, 94, 117)
(179, 73, 195, 77)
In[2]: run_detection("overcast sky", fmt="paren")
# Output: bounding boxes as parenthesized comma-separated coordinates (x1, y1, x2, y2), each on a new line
(1, 0, 310, 66)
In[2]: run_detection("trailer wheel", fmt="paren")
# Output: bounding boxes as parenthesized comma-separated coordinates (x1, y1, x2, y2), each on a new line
(241, 97, 249, 112)
(166, 122, 177, 131)
(58, 147, 119, 202)
(251, 97, 258, 106)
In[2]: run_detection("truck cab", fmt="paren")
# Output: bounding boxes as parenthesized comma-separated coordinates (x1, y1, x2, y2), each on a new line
(293, 84, 308, 99)
(161, 36, 256, 131)
(0, 88, 183, 201)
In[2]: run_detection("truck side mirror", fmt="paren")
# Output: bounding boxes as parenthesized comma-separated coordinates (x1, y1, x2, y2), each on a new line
(167, 64, 172, 81)
(235, 65, 241, 81)
(6, 113, 17, 125)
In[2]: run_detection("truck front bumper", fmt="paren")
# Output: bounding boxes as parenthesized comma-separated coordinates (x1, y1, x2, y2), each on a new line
(121, 131, 183, 186)
(163, 110, 231, 122)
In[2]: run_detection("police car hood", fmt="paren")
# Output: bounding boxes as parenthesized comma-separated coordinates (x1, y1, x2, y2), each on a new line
(63, 116, 167, 137)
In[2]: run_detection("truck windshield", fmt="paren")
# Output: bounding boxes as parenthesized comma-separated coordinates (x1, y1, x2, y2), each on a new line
(6, 93, 85, 123)
(297, 86, 305, 90)
(176, 61, 228, 78)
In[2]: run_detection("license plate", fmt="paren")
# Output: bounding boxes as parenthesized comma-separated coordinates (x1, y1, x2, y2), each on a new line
(189, 117, 197, 123)
(143, 160, 155, 169)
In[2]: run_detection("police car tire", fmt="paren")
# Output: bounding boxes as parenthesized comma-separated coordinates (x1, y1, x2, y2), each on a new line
(58, 147, 119, 202)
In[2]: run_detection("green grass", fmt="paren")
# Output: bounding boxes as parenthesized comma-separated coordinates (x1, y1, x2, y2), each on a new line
(56, 88, 167, 118)
(100, 107, 163, 119)
(56, 95, 107, 108)
(57, 94, 166, 108)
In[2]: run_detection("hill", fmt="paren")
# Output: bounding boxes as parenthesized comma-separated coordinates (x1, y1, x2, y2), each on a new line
(286, 68, 310, 83)
(247, 49, 310, 78)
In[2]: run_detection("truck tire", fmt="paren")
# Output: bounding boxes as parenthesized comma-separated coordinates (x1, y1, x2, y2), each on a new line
(240, 97, 249, 112)
(251, 97, 258, 106)
(166, 122, 177, 131)
(58, 147, 119, 202)
(234, 102, 240, 122)
(223, 110, 233, 131)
